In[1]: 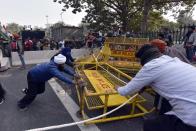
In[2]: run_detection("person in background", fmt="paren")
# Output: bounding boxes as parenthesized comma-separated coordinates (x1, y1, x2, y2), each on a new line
(32, 38, 38, 51)
(117, 44, 196, 131)
(50, 40, 56, 50)
(187, 26, 196, 61)
(85, 32, 96, 48)
(17, 54, 82, 111)
(163, 28, 173, 46)
(151, 39, 190, 64)
(58, 40, 65, 49)
(36, 40, 41, 50)
(39, 39, 44, 50)
(151, 39, 190, 114)
(13, 34, 26, 69)
(0, 82, 5, 104)
(158, 28, 173, 47)
(184, 26, 195, 61)
(183, 26, 195, 44)
(24, 37, 33, 51)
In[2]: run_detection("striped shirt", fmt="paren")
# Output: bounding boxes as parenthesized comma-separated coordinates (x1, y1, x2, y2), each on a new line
(118, 55, 196, 127)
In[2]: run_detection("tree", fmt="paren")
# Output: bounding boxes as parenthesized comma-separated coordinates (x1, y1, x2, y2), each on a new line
(54, 0, 143, 32)
(141, 0, 196, 32)
(54, 0, 196, 32)
(177, 9, 196, 25)
(6, 23, 23, 34)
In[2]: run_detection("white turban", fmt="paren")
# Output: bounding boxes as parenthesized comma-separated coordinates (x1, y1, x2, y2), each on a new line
(54, 54, 67, 64)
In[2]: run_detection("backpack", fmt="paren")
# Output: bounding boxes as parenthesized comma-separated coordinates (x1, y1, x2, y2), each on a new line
(11, 41, 18, 50)
(25, 40, 33, 49)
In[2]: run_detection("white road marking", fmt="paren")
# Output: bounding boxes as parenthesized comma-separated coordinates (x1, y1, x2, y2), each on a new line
(48, 78, 100, 131)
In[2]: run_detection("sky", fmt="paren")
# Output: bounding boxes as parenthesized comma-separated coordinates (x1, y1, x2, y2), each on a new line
(0, 0, 86, 28)
(0, 0, 196, 28)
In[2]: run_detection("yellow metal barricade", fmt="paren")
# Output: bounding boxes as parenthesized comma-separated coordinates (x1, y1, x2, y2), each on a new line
(75, 63, 154, 124)
(76, 37, 148, 71)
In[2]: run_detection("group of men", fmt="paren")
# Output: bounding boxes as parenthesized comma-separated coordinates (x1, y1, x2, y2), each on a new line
(0, 39, 196, 131)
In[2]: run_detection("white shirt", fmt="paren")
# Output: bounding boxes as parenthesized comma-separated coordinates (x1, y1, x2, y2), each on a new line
(188, 32, 196, 45)
(118, 55, 196, 127)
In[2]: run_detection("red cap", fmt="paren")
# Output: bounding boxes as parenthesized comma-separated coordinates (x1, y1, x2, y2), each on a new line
(150, 39, 166, 53)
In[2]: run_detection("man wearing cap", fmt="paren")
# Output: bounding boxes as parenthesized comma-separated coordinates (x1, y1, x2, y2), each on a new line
(151, 39, 190, 64)
(151, 39, 190, 114)
(51, 47, 75, 67)
(17, 54, 80, 110)
(117, 44, 196, 131)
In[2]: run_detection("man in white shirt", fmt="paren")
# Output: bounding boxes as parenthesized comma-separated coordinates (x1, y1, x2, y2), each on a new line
(117, 44, 196, 131)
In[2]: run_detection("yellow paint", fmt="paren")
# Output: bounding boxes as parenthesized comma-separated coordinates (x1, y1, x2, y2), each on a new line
(84, 70, 128, 106)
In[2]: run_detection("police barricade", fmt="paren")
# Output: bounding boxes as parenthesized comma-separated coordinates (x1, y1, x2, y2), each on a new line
(75, 62, 154, 124)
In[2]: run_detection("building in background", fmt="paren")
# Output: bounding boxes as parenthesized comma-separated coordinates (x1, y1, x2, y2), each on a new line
(50, 25, 85, 48)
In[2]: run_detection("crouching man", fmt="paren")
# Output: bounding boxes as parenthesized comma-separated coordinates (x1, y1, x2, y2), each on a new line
(117, 44, 196, 131)
(18, 54, 81, 110)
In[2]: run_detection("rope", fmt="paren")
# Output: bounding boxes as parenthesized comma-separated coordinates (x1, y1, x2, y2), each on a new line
(98, 65, 127, 84)
(27, 93, 138, 131)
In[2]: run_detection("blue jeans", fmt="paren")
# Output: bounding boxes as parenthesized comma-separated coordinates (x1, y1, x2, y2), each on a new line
(186, 47, 194, 61)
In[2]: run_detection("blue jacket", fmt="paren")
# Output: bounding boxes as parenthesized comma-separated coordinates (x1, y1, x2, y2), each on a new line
(29, 60, 74, 84)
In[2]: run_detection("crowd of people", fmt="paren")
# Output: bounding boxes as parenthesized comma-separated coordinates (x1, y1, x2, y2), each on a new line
(11, 37, 59, 51)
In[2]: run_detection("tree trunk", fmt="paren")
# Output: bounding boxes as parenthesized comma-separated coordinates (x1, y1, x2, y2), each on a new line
(121, 0, 129, 33)
(141, 0, 152, 33)
(122, 17, 128, 33)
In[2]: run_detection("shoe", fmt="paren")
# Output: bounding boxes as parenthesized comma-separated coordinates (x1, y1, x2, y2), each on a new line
(21, 88, 28, 94)
(0, 98, 4, 105)
(18, 105, 28, 111)
(17, 101, 28, 111)
(19, 66, 26, 70)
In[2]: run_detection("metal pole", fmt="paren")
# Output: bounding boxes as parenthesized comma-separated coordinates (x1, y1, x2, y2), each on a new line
(60, 12, 64, 23)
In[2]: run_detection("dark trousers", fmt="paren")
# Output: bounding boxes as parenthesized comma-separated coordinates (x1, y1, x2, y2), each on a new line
(186, 46, 194, 61)
(154, 94, 172, 115)
(18, 73, 45, 108)
(17, 52, 26, 68)
(143, 115, 196, 131)
(0, 83, 5, 99)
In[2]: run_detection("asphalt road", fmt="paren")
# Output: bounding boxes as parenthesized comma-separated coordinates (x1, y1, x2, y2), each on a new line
(0, 65, 154, 131)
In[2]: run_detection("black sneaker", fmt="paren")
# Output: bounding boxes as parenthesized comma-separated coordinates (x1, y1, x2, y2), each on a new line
(18, 104, 28, 111)
(18, 106, 28, 111)
(0, 98, 4, 105)
(21, 88, 28, 94)
(17, 101, 28, 111)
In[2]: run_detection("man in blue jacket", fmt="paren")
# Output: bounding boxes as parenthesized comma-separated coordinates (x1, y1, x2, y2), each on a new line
(18, 54, 79, 110)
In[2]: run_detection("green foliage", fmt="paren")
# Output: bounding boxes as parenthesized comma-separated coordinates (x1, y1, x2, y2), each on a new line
(177, 9, 196, 25)
(54, 0, 196, 32)
(6, 23, 23, 34)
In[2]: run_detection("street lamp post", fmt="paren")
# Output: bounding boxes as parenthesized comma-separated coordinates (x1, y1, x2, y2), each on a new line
(60, 12, 64, 23)
(45, 15, 51, 38)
